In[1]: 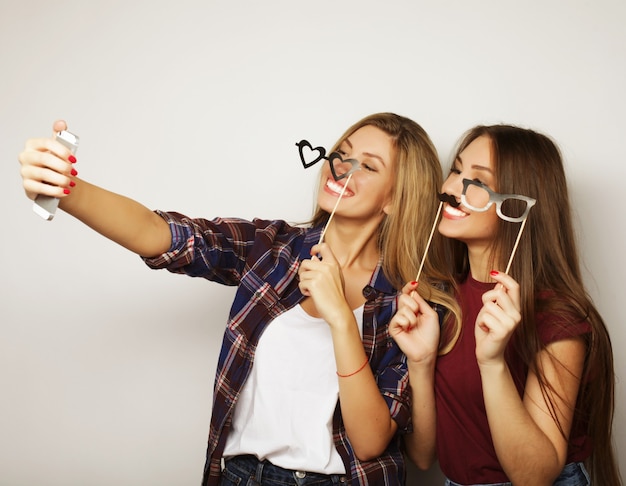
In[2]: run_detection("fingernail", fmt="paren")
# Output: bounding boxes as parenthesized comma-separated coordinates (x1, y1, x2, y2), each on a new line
(63, 188, 71, 195)
(490, 270, 499, 276)
(71, 168, 78, 176)
(68, 155, 77, 163)
(69, 181, 76, 187)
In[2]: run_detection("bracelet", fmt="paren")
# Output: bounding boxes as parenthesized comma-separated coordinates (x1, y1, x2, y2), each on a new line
(336, 357, 369, 378)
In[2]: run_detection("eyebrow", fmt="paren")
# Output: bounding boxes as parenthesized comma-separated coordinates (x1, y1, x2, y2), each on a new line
(343, 137, 388, 166)
(456, 155, 493, 174)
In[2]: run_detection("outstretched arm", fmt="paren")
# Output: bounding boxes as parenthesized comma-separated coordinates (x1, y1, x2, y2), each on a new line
(19, 120, 171, 257)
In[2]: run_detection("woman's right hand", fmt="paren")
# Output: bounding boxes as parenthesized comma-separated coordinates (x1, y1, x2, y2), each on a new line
(17, 120, 172, 257)
(389, 281, 440, 365)
(18, 120, 77, 200)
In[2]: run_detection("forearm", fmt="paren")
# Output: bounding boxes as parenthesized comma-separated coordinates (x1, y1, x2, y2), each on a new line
(59, 178, 171, 257)
(332, 320, 397, 460)
(403, 360, 437, 470)
(480, 362, 562, 485)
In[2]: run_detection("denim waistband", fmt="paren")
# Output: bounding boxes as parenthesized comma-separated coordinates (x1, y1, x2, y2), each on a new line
(224, 455, 347, 485)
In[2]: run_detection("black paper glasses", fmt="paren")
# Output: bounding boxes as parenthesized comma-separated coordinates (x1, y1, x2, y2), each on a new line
(296, 139, 361, 243)
(295, 139, 361, 181)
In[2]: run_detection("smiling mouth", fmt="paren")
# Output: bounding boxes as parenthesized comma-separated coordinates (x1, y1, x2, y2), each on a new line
(443, 203, 468, 217)
(325, 178, 354, 197)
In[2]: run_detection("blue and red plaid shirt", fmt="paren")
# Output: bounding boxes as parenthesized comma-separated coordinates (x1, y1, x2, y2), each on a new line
(143, 211, 411, 486)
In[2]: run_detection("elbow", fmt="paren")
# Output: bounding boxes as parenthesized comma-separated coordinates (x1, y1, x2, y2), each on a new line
(352, 443, 387, 462)
(347, 419, 398, 462)
(402, 435, 436, 471)
(504, 457, 565, 486)
(414, 458, 436, 471)
(406, 450, 436, 471)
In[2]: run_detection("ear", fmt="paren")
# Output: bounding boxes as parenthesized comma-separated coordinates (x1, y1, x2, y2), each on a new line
(382, 198, 393, 215)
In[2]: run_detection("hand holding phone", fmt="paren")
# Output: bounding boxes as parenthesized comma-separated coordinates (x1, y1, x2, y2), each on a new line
(32, 130, 79, 221)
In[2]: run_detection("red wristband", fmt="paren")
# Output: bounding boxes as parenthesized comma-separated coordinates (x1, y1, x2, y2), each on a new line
(336, 357, 369, 378)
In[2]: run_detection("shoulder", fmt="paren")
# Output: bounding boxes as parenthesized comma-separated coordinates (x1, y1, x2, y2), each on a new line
(535, 290, 592, 345)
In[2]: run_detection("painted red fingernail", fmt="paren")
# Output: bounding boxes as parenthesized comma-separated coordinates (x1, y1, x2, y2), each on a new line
(63, 188, 71, 195)
(68, 155, 77, 163)
(410, 281, 419, 286)
(490, 270, 499, 276)
(71, 168, 78, 176)
(69, 181, 76, 187)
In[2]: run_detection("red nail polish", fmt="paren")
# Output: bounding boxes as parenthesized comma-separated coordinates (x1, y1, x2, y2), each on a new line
(71, 168, 78, 176)
(69, 181, 76, 187)
(410, 281, 418, 286)
(490, 270, 499, 276)
(63, 188, 71, 195)
(68, 155, 77, 163)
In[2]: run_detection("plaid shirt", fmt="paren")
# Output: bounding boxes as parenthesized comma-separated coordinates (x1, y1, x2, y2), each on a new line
(143, 212, 411, 486)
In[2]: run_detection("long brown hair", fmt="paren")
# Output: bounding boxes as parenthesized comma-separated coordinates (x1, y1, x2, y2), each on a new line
(443, 125, 621, 484)
(310, 112, 461, 329)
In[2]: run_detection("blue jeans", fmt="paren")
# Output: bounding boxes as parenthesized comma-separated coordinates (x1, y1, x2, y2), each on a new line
(445, 461, 590, 486)
(220, 455, 347, 485)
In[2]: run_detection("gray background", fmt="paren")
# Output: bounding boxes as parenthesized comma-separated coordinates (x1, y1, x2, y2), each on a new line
(1, 1, 624, 484)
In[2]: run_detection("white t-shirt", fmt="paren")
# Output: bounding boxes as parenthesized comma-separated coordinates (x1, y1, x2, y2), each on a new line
(223, 303, 364, 474)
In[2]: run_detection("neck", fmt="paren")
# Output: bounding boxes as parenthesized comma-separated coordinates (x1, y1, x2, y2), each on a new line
(467, 244, 496, 283)
(322, 216, 382, 270)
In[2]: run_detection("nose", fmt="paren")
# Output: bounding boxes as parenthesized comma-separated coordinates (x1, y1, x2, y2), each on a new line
(334, 159, 352, 176)
(441, 174, 462, 196)
(328, 152, 360, 181)
(440, 175, 462, 207)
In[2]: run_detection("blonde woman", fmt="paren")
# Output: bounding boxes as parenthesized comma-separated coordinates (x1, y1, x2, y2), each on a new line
(19, 113, 458, 485)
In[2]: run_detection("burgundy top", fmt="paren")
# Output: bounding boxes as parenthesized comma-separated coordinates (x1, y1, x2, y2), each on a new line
(435, 276, 592, 484)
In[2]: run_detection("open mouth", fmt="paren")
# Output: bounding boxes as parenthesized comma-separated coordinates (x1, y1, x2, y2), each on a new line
(443, 203, 469, 218)
(325, 178, 354, 197)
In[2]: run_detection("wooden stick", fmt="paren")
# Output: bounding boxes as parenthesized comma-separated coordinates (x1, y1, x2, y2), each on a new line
(318, 173, 353, 244)
(504, 217, 528, 274)
(415, 201, 443, 283)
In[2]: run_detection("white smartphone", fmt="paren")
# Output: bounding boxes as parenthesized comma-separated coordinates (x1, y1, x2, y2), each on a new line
(32, 130, 80, 221)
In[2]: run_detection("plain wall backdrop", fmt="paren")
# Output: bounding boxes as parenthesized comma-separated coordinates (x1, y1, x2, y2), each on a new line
(1, 1, 624, 484)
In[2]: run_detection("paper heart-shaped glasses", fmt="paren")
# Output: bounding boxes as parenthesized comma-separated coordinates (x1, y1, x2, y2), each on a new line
(296, 139, 363, 243)
(296, 139, 361, 181)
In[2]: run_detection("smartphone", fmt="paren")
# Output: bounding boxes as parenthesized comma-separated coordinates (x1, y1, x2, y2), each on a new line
(32, 130, 80, 221)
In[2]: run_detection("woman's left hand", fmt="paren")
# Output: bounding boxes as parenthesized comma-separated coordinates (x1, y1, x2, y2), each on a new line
(297, 243, 351, 327)
(475, 271, 522, 366)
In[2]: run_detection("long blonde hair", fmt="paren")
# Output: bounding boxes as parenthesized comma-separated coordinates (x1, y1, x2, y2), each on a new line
(310, 112, 461, 332)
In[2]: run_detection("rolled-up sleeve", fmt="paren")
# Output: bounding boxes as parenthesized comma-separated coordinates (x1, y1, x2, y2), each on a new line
(141, 211, 255, 285)
(142, 211, 196, 267)
(376, 344, 411, 433)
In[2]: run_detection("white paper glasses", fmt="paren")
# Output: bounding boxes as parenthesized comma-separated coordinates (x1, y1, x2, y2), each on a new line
(461, 179, 536, 223)
(461, 178, 536, 273)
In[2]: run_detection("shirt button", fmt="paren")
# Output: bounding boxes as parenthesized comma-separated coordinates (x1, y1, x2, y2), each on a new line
(362, 285, 375, 298)
(295, 471, 306, 478)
